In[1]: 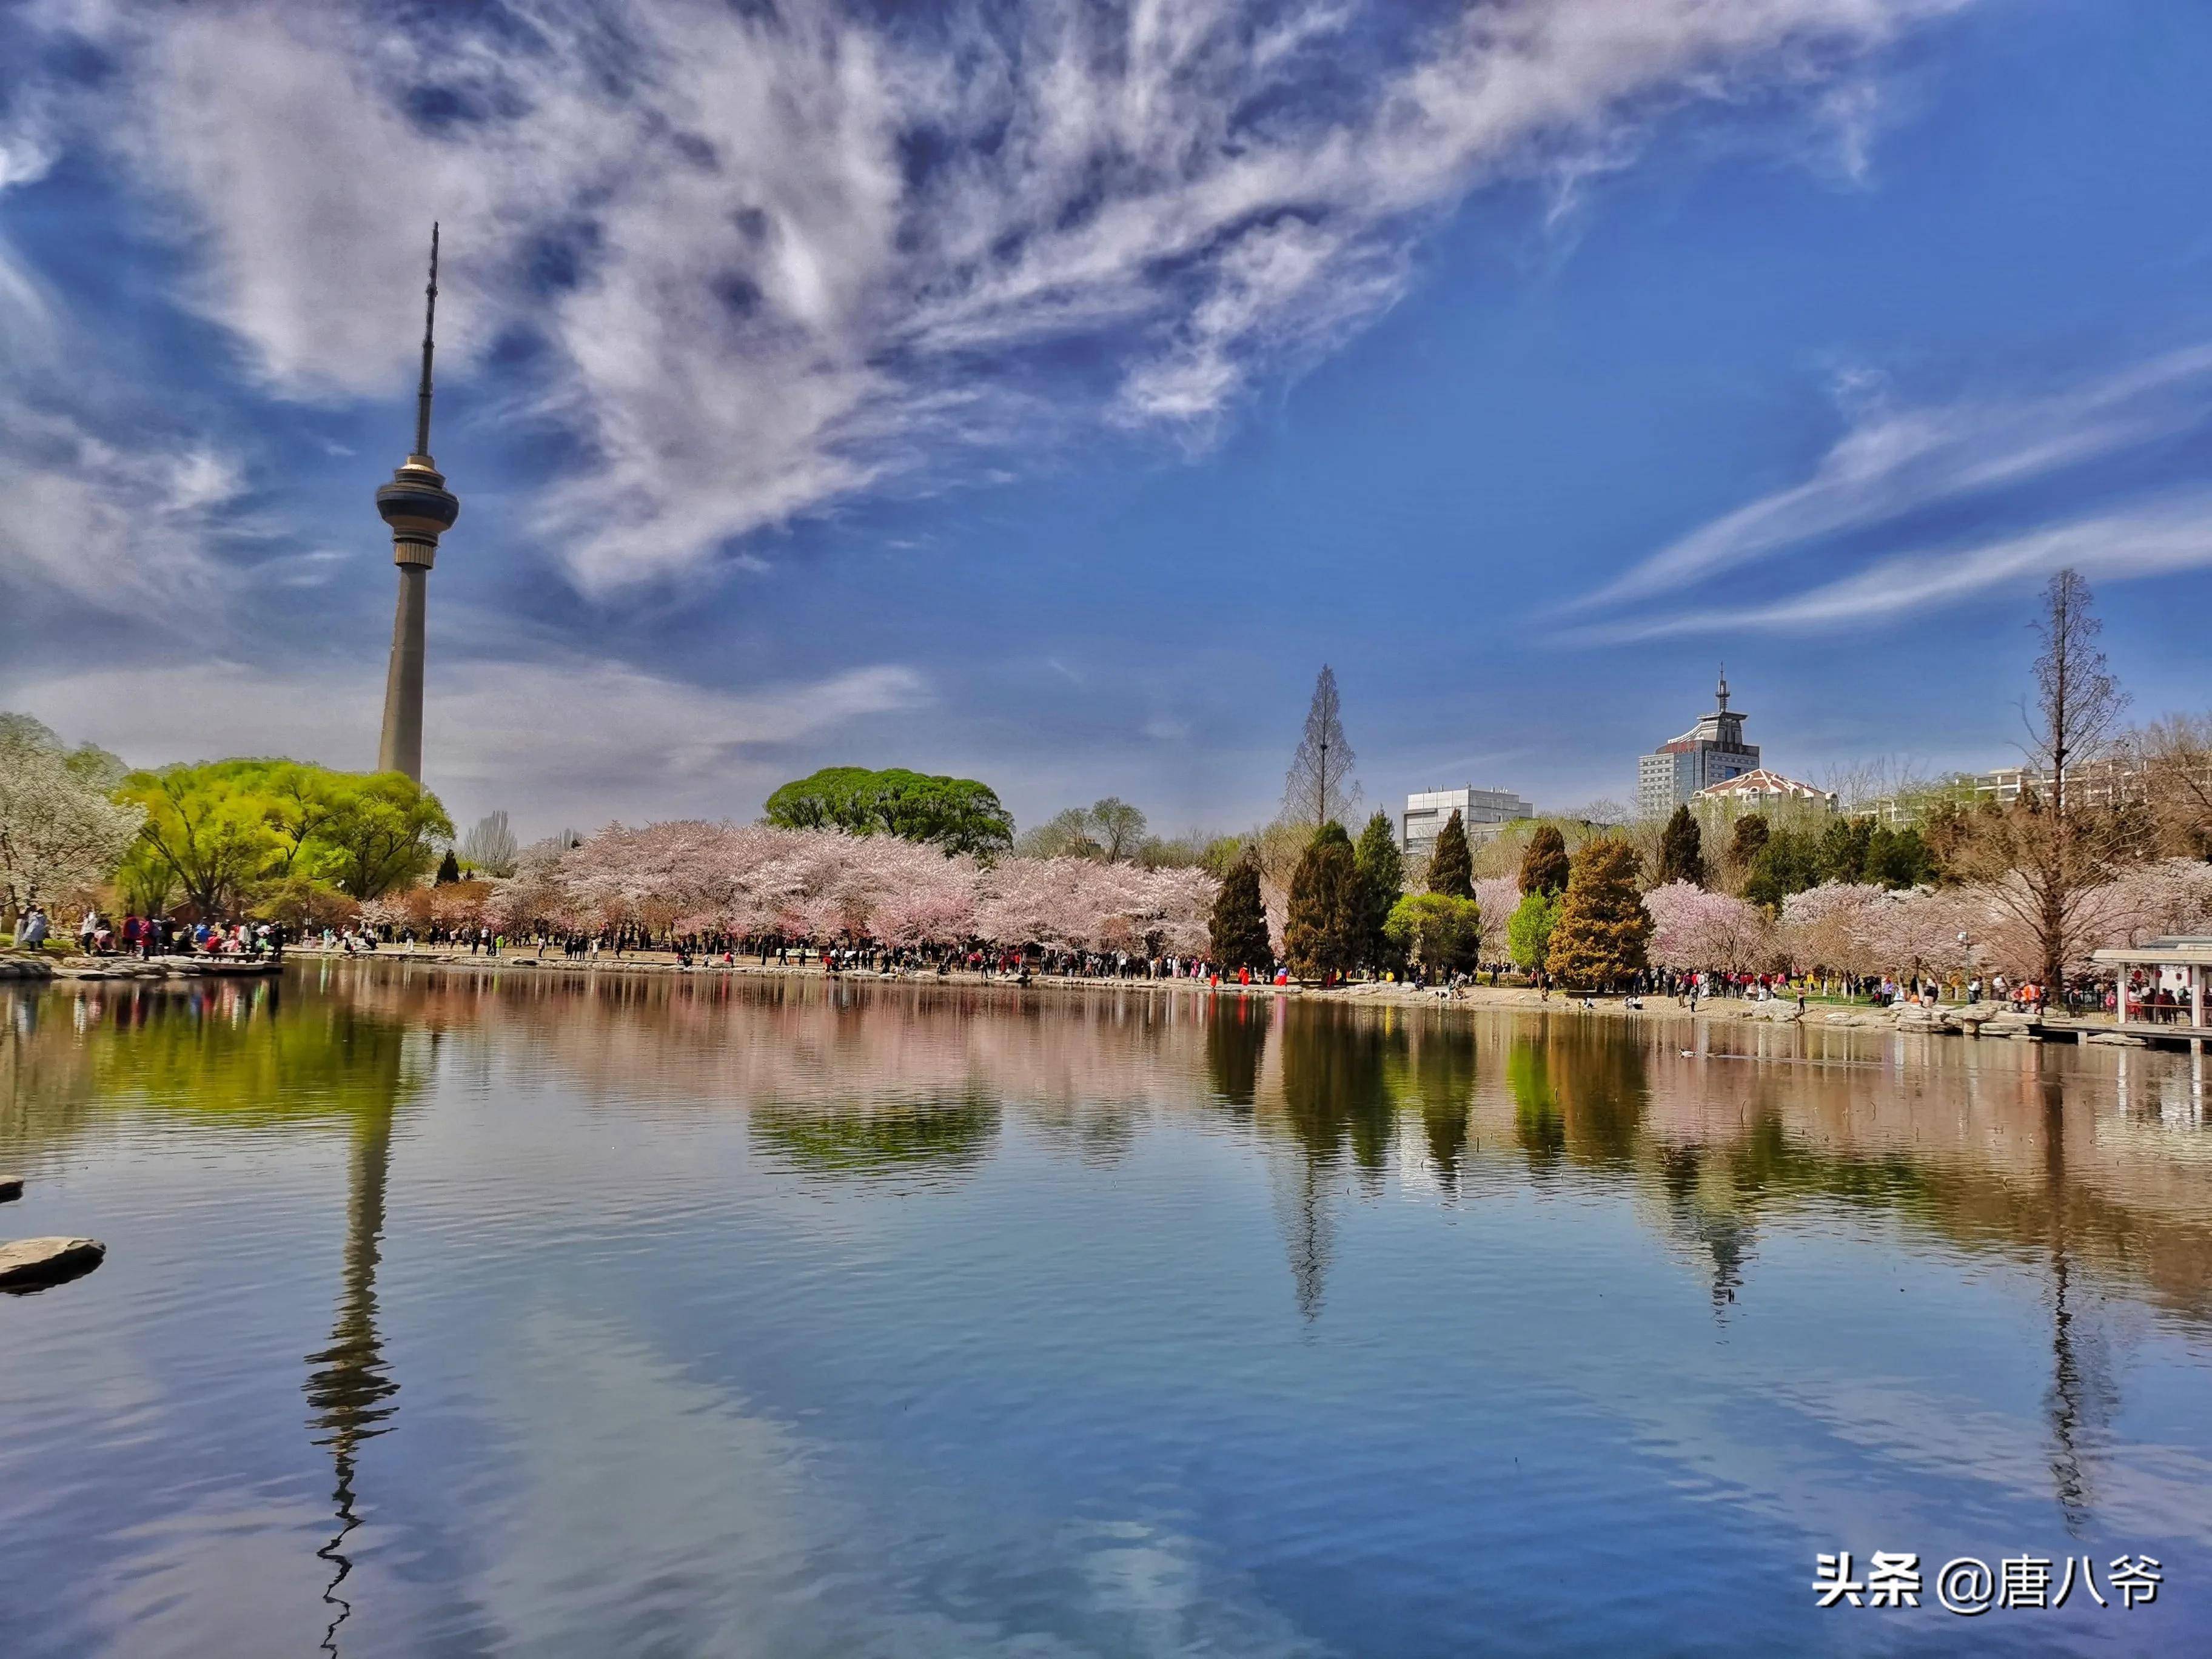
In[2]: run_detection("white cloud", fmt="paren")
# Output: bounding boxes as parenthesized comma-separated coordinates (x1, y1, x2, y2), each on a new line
(24, 0, 1971, 592)
(0, 221, 247, 614)
(0, 405, 238, 610)
(1600, 494, 2212, 638)
(3, 655, 930, 829)
(1569, 343, 2212, 617)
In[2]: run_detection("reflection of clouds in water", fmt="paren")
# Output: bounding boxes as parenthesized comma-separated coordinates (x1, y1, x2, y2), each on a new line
(469, 1311, 1323, 1658)
(91, 1496, 395, 1659)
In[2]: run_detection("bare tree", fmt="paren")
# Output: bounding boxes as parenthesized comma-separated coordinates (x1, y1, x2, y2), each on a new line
(1282, 666, 1361, 830)
(2132, 711, 2212, 858)
(1088, 797, 1148, 862)
(460, 810, 520, 877)
(1952, 571, 2139, 991)
(1823, 754, 1932, 815)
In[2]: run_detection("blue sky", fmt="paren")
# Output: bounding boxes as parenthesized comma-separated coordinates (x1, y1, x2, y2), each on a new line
(1, 0, 2207, 840)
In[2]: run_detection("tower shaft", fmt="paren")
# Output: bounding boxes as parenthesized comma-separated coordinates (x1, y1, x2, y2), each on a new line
(376, 566, 428, 778)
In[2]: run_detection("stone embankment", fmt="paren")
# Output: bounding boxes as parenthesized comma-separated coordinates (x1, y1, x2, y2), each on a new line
(0, 953, 280, 983)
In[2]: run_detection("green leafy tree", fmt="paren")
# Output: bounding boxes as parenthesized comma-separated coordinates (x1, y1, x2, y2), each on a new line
(1197, 835, 1248, 879)
(1427, 808, 1474, 899)
(1353, 810, 1405, 965)
(253, 874, 358, 931)
(1817, 816, 1872, 884)
(1519, 823, 1569, 897)
(1658, 806, 1705, 886)
(1283, 822, 1361, 982)
(1546, 839, 1651, 989)
(1865, 824, 1935, 889)
(118, 760, 451, 914)
(1506, 890, 1561, 974)
(763, 766, 1014, 856)
(118, 763, 288, 917)
(1208, 853, 1274, 972)
(318, 773, 455, 900)
(1743, 826, 1823, 908)
(1384, 893, 1481, 977)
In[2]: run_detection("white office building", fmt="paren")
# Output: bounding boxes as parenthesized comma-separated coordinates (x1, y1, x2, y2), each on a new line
(1402, 786, 1535, 860)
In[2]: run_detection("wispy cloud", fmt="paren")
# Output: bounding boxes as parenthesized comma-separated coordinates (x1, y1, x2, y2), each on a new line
(1567, 343, 2212, 618)
(16, 0, 1971, 594)
(1597, 494, 2212, 639)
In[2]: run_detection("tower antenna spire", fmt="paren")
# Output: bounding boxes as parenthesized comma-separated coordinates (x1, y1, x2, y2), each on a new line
(414, 223, 439, 457)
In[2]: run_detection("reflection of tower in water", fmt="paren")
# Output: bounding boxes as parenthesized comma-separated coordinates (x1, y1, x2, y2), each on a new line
(303, 1095, 400, 1655)
(2038, 1065, 2116, 1536)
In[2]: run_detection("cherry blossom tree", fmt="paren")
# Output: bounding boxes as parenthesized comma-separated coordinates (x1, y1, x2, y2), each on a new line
(1643, 881, 1774, 971)
(494, 820, 1219, 957)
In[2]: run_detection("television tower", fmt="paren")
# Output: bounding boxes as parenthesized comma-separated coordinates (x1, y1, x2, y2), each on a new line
(374, 225, 461, 781)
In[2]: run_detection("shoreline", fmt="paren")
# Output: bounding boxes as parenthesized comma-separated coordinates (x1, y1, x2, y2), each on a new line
(276, 945, 2194, 1048)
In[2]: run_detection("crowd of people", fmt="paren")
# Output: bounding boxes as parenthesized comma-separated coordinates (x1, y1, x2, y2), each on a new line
(5, 905, 286, 959)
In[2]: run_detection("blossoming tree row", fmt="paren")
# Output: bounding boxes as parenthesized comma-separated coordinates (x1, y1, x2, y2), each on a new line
(1641, 859, 2212, 979)
(367, 820, 1218, 956)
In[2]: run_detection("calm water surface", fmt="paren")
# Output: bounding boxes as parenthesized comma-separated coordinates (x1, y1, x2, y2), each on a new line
(4, 961, 2211, 1657)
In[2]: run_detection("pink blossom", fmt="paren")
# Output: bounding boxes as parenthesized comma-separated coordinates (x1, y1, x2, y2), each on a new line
(1643, 881, 1775, 970)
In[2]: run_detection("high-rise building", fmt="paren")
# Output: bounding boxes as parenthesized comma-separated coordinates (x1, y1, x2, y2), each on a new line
(1637, 670, 1758, 818)
(374, 226, 461, 783)
(1401, 786, 1534, 860)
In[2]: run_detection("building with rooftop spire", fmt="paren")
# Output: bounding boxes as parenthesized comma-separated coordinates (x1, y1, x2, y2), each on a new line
(1636, 668, 1760, 819)
(374, 225, 460, 783)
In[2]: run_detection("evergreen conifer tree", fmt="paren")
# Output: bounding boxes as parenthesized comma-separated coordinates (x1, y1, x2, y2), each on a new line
(1545, 839, 1651, 990)
(1658, 806, 1705, 886)
(1284, 822, 1360, 982)
(1352, 810, 1404, 967)
(1518, 823, 1569, 897)
(435, 848, 461, 885)
(1728, 813, 1769, 872)
(1427, 808, 1473, 899)
(1208, 852, 1274, 972)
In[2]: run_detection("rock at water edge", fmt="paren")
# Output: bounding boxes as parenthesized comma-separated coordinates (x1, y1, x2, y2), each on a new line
(0, 1237, 106, 1290)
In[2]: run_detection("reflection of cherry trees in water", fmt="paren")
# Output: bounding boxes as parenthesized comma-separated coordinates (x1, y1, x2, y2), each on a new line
(15, 969, 2205, 1542)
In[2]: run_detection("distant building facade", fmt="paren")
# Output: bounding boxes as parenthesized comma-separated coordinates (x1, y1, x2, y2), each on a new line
(1402, 786, 1534, 860)
(1637, 671, 1760, 818)
(1692, 768, 1837, 814)
(1867, 754, 2201, 825)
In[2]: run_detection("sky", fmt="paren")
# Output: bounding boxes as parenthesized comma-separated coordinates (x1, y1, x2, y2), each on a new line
(1, 0, 2208, 843)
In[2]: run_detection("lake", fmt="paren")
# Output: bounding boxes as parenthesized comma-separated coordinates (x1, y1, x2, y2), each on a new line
(2, 960, 2209, 1657)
